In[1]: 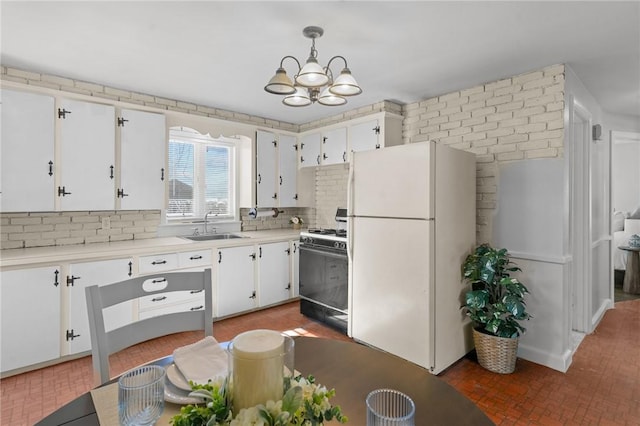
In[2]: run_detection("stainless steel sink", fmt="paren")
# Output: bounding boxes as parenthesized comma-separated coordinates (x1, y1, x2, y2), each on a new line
(182, 233, 245, 241)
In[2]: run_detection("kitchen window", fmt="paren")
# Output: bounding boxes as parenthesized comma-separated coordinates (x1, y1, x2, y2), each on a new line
(167, 127, 236, 220)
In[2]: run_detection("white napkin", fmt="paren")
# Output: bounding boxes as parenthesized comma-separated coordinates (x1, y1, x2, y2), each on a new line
(172, 336, 228, 385)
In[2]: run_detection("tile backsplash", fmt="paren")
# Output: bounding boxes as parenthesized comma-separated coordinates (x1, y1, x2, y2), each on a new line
(0, 210, 160, 249)
(240, 207, 314, 231)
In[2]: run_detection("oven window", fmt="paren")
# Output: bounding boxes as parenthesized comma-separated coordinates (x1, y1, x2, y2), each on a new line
(299, 246, 348, 311)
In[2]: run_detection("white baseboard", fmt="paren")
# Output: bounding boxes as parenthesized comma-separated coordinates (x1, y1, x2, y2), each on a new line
(517, 343, 573, 373)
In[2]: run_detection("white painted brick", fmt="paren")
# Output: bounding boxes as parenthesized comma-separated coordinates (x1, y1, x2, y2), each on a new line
(486, 111, 513, 123)
(70, 229, 98, 238)
(42, 231, 71, 239)
(523, 76, 556, 90)
(30, 80, 62, 91)
(549, 137, 564, 148)
(11, 217, 41, 225)
(476, 154, 496, 163)
(450, 111, 472, 121)
(441, 121, 462, 131)
(446, 96, 469, 107)
(55, 223, 83, 231)
(543, 64, 564, 77)
(449, 126, 472, 136)
(471, 106, 496, 118)
(529, 130, 564, 142)
(548, 119, 564, 130)
(24, 224, 54, 233)
(440, 106, 462, 116)
(428, 116, 449, 126)
(487, 127, 515, 138)
(472, 138, 498, 148)
(462, 117, 486, 127)
(439, 135, 464, 145)
(449, 141, 472, 150)
(513, 71, 544, 85)
(10, 232, 40, 241)
(420, 110, 440, 121)
(462, 100, 487, 112)
(499, 134, 528, 144)
(514, 106, 546, 118)
(132, 92, 155, 102)
(7, 68, 41, 80)
(499, 117, 529, 128)
(496, 101, 524, 113)
(461, 86, 484, 97)
(1, 225, 24, 233)
(489, 143, 516, 154)
(495, 84, 522, 96)
(469, 91, 494, 103)
(468, 146, 488, 155)
(1, 241, 24, 249)
(463, 132, 487, 142)
(428, 130, 449, 140)
(497, 151, 525, 161)
(134, 233, 157, 240)
(515, 123, 547, 134)
(439, 92, 461, 102)
(522, 94, 556, 107)
(518, 140, 549, 151)
(110, 234, 134, 242)
(485, 79, 512, 91)
(75, 81, 104, 92)
(525, 148, 558, 159)
(530, 111, 563, 123)
(486, 95, 513, 107)
(2, 75, 28, 84)
(155, 97, 177, 107)
(72, 215, 99, 223)
(427, 102, 446, 112)
(544, 83, 564, 95)
(419, 97, 439, 107)
(85, 235, 110, 244)
(473, 122, 498, 132)
(56, 237, 85, 246)
(546, 101, 564, 112)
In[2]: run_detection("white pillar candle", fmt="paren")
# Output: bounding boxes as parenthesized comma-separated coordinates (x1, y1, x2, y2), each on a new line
(231, 330, 285, 412)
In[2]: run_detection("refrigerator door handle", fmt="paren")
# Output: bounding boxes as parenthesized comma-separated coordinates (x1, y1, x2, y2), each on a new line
(347, 158, 355, 262)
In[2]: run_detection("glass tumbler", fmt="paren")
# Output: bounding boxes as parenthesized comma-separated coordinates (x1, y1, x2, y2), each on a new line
(366, 388, 416, 426)
(118, 365, 166, 426)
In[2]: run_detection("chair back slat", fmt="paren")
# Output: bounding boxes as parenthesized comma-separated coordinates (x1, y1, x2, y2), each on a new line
(85, 268, 213, 386)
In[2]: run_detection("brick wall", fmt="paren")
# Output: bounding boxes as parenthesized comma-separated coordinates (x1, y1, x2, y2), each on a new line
(403, 64, 565, 242)
(314, 164, 350, 228)
(240, 207, 314, 231)
(0, 210, 160, 249)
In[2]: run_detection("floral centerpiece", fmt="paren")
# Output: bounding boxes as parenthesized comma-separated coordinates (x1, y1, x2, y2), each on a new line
(171, 375, 347, 426)
(289, 216, 304, 230)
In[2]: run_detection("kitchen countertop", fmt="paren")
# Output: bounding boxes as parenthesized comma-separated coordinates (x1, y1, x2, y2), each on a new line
(0, 229, 303, 269)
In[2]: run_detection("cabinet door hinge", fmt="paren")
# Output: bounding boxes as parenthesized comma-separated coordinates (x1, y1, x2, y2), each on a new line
(373, 125, 381, 135)
(272, 140, 277, 147)
(66, 329, 80, 341)
(117, 117, 129, 127)
(57, 186, 71, 197)
(294, 144, 298, 151)
(294, 193, 298, 200)
(66, 275, 80, 286)
(58, 108, 71, 119)
(117, 188, 129, 198)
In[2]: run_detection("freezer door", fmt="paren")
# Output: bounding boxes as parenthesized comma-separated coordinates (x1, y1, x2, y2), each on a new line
(349, 141, 435, 219)
(349, 216, 435, 370)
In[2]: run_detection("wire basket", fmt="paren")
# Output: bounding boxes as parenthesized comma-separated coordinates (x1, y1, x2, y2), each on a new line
(473, 328, 518, 374)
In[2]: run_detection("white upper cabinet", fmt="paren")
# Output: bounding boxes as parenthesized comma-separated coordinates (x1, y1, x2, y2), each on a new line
(299, 132, 322, 168)
(348, 113, 403, 153)
(278, 134, 298, 207)
(58, 98, 115, 210)
(1, 89, 55, 212)
(349, 119, 381, 152)
(321, 127, 347, 165)
(256, 130, 278, 207)
(256, 130, 299, 207)
(119, 109, 166, 210)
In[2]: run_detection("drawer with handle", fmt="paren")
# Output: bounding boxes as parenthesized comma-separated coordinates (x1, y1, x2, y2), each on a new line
(178, 250, 212, 268)
(138, 295, 206, 320)
(139, 288, 205, 310)
(138, 253, 178, 274)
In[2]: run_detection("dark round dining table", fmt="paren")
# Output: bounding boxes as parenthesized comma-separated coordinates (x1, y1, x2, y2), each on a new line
(36, 336, 493, 425)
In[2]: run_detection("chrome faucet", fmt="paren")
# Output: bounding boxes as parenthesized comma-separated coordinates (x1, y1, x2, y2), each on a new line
(204, 211, 217, 234)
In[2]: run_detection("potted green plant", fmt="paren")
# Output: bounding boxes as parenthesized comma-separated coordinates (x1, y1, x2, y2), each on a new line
(462, 244, 531, 374)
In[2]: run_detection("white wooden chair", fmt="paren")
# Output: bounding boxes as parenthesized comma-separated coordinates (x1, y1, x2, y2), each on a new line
(85, 269, 213, 386)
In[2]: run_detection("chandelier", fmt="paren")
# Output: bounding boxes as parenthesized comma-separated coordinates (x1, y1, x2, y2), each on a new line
(264, 26, 362, 107)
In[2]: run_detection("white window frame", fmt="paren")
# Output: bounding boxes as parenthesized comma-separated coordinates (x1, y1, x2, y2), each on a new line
(167, 126, 237, 222)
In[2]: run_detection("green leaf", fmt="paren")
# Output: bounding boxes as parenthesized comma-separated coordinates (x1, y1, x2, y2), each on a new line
(282, 385, 303, 415)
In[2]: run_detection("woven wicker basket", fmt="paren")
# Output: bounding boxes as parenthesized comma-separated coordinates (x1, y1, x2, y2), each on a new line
(473, 328, 518, 374)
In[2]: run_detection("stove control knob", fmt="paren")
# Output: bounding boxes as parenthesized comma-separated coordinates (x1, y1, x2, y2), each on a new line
(340, 242, 347, 250)
(334, 242, 340, 249)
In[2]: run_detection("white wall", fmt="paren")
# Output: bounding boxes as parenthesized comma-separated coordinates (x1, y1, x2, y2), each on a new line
(611, 132, 640, 213)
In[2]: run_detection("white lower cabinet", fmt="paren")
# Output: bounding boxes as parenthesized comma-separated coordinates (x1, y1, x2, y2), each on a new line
(67, 258, 135, 355)
(216, 245, 257, 317)
(1, 266, 62, 373)
(290, 240, 300, 297)
(258, 241, 291, 307)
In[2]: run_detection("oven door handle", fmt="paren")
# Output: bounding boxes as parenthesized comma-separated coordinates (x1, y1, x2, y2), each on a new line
(299, 245, 346, 260)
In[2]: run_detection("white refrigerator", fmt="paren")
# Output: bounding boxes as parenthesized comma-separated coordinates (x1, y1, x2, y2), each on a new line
(347, 140, 476, 374)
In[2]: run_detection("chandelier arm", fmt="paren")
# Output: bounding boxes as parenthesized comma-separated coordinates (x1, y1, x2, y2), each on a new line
(279, 55, 302, 73)
(325, 55, 348, 73)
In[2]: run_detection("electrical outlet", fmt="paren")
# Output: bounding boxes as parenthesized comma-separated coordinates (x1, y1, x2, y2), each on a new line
(101, 217, 111, 230)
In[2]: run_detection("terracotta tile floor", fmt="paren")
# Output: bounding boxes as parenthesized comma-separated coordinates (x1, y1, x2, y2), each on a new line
(1, 299, 638, 425)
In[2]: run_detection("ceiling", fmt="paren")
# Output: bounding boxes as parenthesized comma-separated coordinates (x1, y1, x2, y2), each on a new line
(2, 1, 639, 125)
